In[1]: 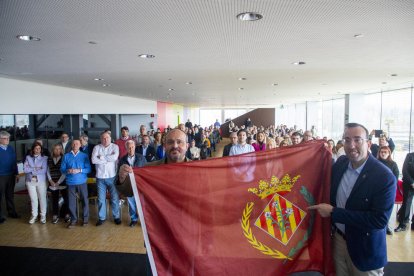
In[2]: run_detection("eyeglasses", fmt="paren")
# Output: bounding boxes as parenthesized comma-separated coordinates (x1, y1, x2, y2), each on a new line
(342, 137, 368, 145)
(166, 139, 186, 146)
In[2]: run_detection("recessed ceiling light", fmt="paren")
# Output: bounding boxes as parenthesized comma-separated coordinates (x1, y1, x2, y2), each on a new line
(102, 84, 111, 87)
(185, 82, 192, 85)
(238, 77, 247, 81)
(353, 34, 364, 38)
(138, 54, 155, 59)
(88, 41, 97, 45)
(292, 61, 306, 65)
(238, 88, 244, 90)
(94, 78, 104, 81)
(168, 88, 175, 91)
(17, 35, 40, 41)
(390, 73, 398, 77)
(382, 82, 387, 84)
(237, 12, 263, 21)
(272, 83, 278, 86)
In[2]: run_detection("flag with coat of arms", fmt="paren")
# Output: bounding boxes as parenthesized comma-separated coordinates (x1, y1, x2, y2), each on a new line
(131, 140, 335, 276)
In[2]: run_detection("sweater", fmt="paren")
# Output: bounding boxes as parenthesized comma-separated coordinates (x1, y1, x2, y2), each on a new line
(0, 146, 18, 176)
(61, 151, 91, 185)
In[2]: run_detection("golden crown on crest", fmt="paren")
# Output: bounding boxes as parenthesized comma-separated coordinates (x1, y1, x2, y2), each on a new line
(248, 174, 300, 199)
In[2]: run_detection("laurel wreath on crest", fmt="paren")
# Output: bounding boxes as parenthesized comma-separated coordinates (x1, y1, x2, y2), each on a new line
(241, 186, 315, 261)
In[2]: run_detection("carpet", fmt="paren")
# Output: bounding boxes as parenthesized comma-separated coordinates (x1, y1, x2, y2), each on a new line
(0, 246, 413, 276)
(0, 246, 147, 276)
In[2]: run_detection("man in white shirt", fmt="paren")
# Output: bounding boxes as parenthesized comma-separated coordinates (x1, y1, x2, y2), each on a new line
(92, 130, 121, 226)
(229, 129, 255, 156)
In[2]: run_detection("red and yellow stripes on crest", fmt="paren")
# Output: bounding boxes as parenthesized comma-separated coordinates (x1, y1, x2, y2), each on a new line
(254, 194, 306, 245)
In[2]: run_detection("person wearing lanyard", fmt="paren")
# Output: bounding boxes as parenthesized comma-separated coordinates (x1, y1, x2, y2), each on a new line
(24, 142, 48, 224)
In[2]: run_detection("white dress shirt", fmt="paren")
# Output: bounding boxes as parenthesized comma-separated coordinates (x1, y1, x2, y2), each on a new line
(92, 143, 119, 179)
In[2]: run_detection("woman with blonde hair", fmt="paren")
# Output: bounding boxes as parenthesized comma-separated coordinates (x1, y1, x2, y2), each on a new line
(47, 143, 69, 224)
(266, 138, 277, 150)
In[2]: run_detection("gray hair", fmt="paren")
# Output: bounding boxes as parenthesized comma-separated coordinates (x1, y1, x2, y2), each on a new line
(0, 131, 11, 138)
(80, 134, 89, 142)
(125, 139, 136, 149)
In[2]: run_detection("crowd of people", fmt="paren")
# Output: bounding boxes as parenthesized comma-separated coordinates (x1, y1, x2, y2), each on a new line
(1, 118, 413, 275)
(0, 119, 406, 226)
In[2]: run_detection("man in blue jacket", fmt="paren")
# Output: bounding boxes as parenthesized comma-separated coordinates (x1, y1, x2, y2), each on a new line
(117, 140, 146, 227)
(61, 139, 91, 228)
(309, 123, 396, 275)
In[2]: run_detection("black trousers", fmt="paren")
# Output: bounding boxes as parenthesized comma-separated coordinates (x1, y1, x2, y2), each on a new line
(398, 181, 414, 226)
(49, 187, 69, 217)
(0, 174, 17, 217)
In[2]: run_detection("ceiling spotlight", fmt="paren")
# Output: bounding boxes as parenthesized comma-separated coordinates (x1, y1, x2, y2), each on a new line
(237, 12, 263, 21)
(239, 88, 244, 90)
(238, 77, 247, 81)
(390, 73, 398, 77)
(353, 34, 364, 38)
(292, 61, 306, 65)
(272, 83, 278, 86)
(94, 78, 104, 81)
(168, 88, 175, 91)
(102, 84, 111, 87)
(17, 35, 40, 41)
(185, 82, 192, 85)
(88, 41, 98, 45)
(138, 54, 155, 59)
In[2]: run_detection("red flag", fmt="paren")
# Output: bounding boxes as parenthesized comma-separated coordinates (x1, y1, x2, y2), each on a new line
(132, 141, 334, 276)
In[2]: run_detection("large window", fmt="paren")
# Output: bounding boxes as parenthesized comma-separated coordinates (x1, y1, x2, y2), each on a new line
(380, 88, 412, 170)
(200, 109, 222, 128)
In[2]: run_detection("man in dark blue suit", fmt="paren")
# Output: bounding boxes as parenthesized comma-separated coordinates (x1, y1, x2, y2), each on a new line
(136, 135, 156, 162)
(117, 140, 146, 227)
(309, 123, 396, 275)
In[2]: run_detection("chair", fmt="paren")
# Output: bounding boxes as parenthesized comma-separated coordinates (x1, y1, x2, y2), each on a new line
(395, 179, 414, 220)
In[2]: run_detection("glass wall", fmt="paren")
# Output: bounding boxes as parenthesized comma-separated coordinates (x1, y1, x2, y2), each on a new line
(274, 86, 414, 172)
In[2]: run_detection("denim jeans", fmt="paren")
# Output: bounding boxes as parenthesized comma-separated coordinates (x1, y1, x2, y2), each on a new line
(96, 177, 120, 221)
(127, 196, 139, 222)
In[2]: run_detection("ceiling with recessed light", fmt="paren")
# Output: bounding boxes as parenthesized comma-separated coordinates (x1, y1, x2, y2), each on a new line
(0, 0, 413, 108)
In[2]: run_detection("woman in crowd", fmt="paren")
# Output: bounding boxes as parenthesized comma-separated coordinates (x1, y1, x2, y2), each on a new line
(327, 139, 338, 162)
(47, 144, 69, 224)
(377, 146, 399, 235)
(275, 136, 284, 147)
(377, 146, 399, 181)
(336, 140, 346, 158)
(24, 142, 48, 224)
(252, 131, 266, 151)
(187, 128, 195, 143)
(279, 140, 289, 147)
(266, 138, 276, 150)
(187, 139, 200, 160)
(152, 132, 162, 150)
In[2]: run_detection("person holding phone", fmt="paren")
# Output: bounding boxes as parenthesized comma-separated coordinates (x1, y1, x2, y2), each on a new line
(369, 130, 395, 158)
